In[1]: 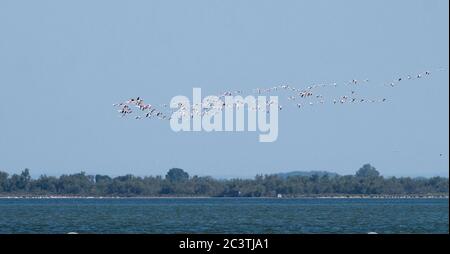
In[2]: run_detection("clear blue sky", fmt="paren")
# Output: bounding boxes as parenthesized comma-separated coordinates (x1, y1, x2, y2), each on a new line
(0, 0, 448, 178)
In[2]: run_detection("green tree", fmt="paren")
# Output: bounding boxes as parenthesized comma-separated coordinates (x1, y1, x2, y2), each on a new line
(166, 168, 189, 182)
(0, 171, 8, 192)
(356, 164, 380, 178)
(57, 172, 94, 194)
(33, 175, 58, 193)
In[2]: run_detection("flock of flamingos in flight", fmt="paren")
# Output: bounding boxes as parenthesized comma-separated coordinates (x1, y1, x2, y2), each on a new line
(113, 68, 446, 121)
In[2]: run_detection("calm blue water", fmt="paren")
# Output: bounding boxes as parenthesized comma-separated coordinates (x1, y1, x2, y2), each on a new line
(0, 198, 447, 234)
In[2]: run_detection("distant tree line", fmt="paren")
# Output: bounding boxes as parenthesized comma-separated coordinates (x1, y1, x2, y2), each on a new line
(0, 164, 448, 197)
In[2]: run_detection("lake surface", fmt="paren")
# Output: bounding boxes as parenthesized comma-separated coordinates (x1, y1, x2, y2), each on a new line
(0, 198, 447, 234)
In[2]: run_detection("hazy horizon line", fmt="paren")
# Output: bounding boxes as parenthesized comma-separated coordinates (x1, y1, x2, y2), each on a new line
(1, 168, 448, 180)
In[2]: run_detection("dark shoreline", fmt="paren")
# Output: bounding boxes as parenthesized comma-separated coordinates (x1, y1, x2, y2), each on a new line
(0, 194, 448, 199)
(2, 167, 448, 199)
